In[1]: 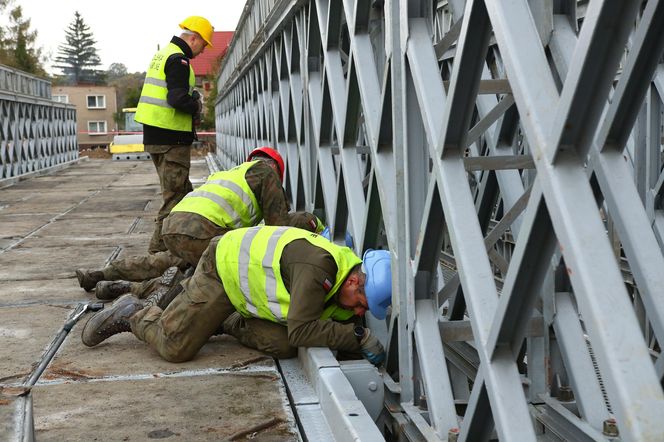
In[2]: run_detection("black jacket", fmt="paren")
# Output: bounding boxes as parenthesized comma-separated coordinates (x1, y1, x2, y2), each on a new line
(142, 36, 199, 146)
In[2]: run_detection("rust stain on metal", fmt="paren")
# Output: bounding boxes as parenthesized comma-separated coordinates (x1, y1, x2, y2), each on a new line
(232, 373, 280, 382)
(227, 416, 285, 440)
(42, 363, 105, 381)
(42, 367, 92, 381)
(0, 386, 30, 397)
(42, 362, 105, 380)
(229, 355, 272, 369)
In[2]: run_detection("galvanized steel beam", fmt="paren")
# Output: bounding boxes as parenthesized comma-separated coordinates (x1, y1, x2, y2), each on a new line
(0, 65, 78, 181)
(216, 0, 664, 439)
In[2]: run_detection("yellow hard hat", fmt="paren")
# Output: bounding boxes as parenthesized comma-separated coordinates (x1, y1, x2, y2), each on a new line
(179, 16, 214, 47)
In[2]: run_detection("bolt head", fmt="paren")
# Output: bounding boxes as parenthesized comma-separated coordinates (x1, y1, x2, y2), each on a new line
(602, 418, 619, 437)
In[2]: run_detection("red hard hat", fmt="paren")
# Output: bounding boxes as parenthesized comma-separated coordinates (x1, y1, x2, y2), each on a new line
(247, 147, 285, 181)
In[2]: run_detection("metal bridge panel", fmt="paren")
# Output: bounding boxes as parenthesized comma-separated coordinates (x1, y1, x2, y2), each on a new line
(1, 66, 77, 182)
(216, 0, 664, 439)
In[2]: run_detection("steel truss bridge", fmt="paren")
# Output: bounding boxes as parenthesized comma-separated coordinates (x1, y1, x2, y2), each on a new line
(215, 0, 664, 440)
(0, 65, 77, 182)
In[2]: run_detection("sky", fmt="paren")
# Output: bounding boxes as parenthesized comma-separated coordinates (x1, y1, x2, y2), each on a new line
(11, 0, 247, 74)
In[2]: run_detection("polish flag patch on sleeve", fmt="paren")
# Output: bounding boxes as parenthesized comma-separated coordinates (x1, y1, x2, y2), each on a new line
(322, 278, 333, 292)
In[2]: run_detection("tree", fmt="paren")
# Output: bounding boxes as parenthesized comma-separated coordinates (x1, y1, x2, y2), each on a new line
(106, 68, 143, 109)
(106, 62, 128, 81)
(200, 49, 228, 130)
(54, 11, 104, 84)
(0, 1, 11, 64)
(124, 84, 141, 107)
(0, 2, 46, 75)
(106, 66, 144, 129)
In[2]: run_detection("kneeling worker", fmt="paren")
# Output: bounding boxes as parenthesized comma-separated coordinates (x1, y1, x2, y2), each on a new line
(76, 147, 324, 300)
(81, 226, 392, 365)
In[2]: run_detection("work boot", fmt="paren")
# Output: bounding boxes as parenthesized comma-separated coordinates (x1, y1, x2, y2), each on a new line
(144, 283, 184, 311)
(75, 269, 105, 292)
(141, 266, 187, 309)
(81, 294, 144, 347)
(95, 280, 132, 301)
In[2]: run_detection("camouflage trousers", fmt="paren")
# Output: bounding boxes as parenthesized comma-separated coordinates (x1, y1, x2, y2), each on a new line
(104, 250, 184, 282)
(147, 145, 193, 254)
(104, 233, 213, 299)
(129, 237, 296, 362)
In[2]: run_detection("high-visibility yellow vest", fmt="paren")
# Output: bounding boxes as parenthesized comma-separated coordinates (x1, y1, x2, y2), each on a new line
(135, 42, 195, 131)
(216, 226, 362, 324)
(171, 161, 262, 228)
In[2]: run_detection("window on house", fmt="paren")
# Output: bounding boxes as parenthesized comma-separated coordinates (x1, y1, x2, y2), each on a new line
(88, 121, 108, 135)
(87, 95, 106, 109)
(52, 95, 69, 103)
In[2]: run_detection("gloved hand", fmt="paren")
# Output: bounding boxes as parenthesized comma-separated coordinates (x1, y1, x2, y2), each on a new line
(314, 216, 326, 234)
(345, 231, 354, 248)
(192, 90, 203, 126)
(359, 328, 385, 366)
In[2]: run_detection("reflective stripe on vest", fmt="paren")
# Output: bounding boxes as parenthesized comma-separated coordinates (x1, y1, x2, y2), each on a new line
(216, 226, 362, 324)
(134, 42, 195, 132)
(171, 161, 262, 228)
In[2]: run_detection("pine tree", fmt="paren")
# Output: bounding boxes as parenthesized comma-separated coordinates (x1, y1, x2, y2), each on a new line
(54, 11, 104, 84)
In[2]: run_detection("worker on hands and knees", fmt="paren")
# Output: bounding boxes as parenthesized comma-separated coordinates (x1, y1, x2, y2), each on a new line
(75, 147, 324, 301)
(81, 226, 392, 366)
(134, 16, 214, 255)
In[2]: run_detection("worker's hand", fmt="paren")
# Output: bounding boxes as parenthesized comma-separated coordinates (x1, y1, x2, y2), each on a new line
(345, 231, 354, 249)
(191, 90, 203, 115)
(313, 216, 326, 234)
(359, 328, 385, 366)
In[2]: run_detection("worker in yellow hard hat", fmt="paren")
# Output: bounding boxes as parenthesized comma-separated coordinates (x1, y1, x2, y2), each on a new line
(179, 16, 215, 48)
(134, 16, 215, 255)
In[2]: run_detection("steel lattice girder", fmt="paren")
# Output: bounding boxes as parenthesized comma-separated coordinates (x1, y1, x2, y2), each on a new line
(215, 0, 664, 440)
(0, 66, 77, 181)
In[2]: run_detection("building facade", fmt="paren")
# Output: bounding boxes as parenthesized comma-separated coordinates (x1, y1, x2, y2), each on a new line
(52, 85, 117, 148)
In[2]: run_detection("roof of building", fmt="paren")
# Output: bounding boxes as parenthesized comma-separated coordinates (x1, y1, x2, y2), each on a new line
(190, 31, 234, 77)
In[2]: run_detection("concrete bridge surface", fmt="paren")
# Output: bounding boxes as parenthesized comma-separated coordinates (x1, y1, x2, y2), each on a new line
(0, 158, 300, 441)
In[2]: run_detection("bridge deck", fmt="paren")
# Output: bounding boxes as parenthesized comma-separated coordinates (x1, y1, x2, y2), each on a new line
(0, 158, 299, 441)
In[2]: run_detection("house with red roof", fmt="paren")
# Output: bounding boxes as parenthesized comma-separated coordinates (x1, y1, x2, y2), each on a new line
(191, 31, 234, 96)
(189, 31, 233, 130)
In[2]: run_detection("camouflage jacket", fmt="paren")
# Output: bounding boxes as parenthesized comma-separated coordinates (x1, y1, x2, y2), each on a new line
(162, 160, 320, 238)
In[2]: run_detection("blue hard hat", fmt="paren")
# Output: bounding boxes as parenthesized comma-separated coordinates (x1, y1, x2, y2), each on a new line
(320, 226, 354, 249)
(362, 249, 392, 319)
